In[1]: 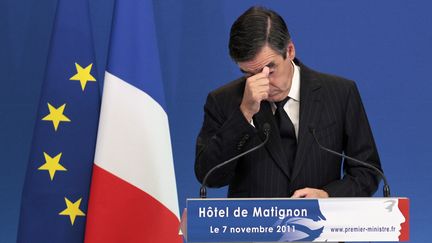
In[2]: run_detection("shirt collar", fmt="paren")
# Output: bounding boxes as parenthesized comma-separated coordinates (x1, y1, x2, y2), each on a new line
(288, 60, 300, 101)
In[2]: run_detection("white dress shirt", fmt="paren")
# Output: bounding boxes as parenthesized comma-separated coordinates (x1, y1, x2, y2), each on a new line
(272, 60, 300, 139)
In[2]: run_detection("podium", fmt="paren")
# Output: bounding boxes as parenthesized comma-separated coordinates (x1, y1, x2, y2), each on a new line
(180, 198, 409, 242)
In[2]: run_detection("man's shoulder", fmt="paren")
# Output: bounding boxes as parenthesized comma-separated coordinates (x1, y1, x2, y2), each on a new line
(209, 76, 245, 98)
(300, 62, 356, 91)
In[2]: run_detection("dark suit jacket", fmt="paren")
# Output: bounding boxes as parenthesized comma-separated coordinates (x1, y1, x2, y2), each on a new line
(195, 59, 381, 197)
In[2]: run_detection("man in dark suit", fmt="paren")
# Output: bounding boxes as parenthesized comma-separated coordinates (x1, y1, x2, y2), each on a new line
(195, 6, 382, 198)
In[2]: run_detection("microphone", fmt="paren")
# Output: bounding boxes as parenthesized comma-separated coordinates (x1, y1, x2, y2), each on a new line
(308, 125, 390, 197)
(199, 123, 271, 198)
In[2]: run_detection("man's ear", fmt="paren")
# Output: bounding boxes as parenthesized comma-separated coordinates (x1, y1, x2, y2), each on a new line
(287, 42, 296, 60)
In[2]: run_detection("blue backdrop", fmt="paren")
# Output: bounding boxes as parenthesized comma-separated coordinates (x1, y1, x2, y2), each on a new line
(1, 0, 431, 242)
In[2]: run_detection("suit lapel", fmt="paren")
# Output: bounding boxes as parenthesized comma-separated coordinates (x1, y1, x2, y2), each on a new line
(291, 63, 323, 182)
(251, 61, 323, 181)
(253, 101, 290, 178)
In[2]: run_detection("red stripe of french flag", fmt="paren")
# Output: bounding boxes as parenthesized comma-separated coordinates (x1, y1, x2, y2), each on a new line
(398, 198, 409, 241)
(85, 166, 181, 242)
(85, 72, 182, 243)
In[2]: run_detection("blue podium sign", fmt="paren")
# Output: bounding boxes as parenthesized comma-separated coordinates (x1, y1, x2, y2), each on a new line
(185, 198, 409, 242)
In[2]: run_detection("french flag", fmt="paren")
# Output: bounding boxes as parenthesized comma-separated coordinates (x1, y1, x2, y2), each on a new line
(85, 0, 182, 242)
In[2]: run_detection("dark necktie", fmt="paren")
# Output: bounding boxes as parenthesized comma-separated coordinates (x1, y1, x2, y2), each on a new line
(274, 97, 297, 173)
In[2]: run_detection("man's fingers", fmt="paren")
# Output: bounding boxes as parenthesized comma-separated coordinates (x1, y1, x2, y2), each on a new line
(291, 188, 308, 198)
(260, 91, 269, 100)
(246, 79, 269, 99)
(262, 66, 270, 76)
(291, 188, 329, 198)
(246, 78, 269, 88)
(239, 67, 271, 121)
(248, 72, 269, 82)
(250, 90, 268, 102)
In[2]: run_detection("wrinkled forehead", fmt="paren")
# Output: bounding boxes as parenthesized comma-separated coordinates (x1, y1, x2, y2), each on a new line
(238, 47, 279, 74)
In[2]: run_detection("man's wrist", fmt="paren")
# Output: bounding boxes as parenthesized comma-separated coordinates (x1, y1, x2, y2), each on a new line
(240, 105, 254, 122)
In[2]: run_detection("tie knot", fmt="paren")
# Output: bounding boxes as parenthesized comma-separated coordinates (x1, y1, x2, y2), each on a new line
(275, 97, 290, 109)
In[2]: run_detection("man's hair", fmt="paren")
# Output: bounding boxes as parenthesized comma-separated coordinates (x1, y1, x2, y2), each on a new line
(229, 6, 291, 63)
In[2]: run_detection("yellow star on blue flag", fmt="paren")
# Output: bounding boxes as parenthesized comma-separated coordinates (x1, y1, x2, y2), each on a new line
(42, 103, 71, 131)
(38, 152, 67, 181)
(59, 197, 86, 225)
(18, 0, 101, 241)
(69, 63, 96, 91)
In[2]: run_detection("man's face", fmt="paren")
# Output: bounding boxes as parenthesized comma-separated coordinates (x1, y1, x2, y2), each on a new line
(238, 42, 296, 102)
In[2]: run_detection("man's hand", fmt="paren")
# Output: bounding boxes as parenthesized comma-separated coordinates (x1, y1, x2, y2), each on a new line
(240, 67, 270, 122)
(291, 188, 329, 198)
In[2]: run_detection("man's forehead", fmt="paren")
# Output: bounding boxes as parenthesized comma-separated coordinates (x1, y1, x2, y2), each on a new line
(238, 46, 279, 73)
(239, 60, 275, 74)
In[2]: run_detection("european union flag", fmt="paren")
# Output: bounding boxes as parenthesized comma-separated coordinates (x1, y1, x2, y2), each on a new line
(17, 0, 100, 242)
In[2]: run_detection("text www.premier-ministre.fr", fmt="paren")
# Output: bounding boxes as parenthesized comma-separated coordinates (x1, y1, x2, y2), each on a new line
(330, 226, 397, 233)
